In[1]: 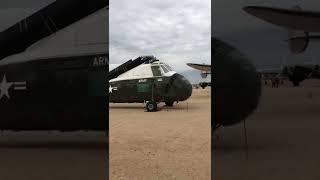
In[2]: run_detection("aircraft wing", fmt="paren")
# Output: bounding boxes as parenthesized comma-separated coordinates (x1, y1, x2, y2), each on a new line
(186, 63, 211, 72)
(243, 6, 320, 32)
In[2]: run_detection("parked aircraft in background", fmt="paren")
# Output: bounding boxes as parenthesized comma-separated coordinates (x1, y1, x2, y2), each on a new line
(186, 63, 211, 89)
(243, 5, 320, 54)
(258, 64, 320, 86)
(243, 5, 320, 86)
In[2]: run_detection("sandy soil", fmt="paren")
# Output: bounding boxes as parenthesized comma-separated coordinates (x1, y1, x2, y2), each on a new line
(109, 88, 211, 180)
(0, 132, 107, 180)
(213, 80, 320, 180)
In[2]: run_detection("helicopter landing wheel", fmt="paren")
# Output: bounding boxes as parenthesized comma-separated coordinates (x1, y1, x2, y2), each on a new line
(146, 101, 157, 112)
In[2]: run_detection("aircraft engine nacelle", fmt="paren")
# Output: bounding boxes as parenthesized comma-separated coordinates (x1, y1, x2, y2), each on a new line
(287, 5, 310, 54)
(201, 72, 208, 78)
(288, 30, 310, 54)
(213, 37, 261, 129)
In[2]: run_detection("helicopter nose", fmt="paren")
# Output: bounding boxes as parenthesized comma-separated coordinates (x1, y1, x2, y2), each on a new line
(172, 73, 192, 101)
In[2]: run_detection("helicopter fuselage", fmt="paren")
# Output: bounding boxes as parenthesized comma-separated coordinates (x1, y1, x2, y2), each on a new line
(109, 61, 192, 105)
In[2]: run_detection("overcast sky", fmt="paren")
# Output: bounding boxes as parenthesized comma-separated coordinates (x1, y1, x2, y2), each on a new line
(109, 0, 211, 75)
(215, 0, 320, 69)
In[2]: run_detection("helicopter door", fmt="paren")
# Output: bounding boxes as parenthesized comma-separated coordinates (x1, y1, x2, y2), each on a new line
(150, 65, 164, 101)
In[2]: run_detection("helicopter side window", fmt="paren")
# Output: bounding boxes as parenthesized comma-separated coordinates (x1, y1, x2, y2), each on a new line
(151, 66, 162, 76)
(161, 65, 169, 73)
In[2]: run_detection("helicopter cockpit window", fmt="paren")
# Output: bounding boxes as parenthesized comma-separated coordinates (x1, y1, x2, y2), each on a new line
(151, 66, 162, 76)
(161, 65, 169, 73)
(164, 64, 173, 71)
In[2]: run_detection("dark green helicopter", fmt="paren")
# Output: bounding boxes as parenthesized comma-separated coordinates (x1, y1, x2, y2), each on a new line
(109, 56, 193, 112)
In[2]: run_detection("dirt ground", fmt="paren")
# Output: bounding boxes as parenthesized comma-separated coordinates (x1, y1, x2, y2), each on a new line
(109, 88, 211, 180)
(0, 131, 107, 180)
(213, 80, 320, 180)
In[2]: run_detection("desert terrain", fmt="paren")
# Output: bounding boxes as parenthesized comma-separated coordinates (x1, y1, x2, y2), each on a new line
(0, 131, 107, 180)
(109, 88, 211, 180)
(213, 80, 320, 180)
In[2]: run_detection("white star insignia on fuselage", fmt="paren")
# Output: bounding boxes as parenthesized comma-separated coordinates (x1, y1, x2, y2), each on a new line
(109, 85, 118, 93)
(0, 74, 13, 100)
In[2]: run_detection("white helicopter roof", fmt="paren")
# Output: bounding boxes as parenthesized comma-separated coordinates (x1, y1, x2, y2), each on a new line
(109, 61, 176, 82)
